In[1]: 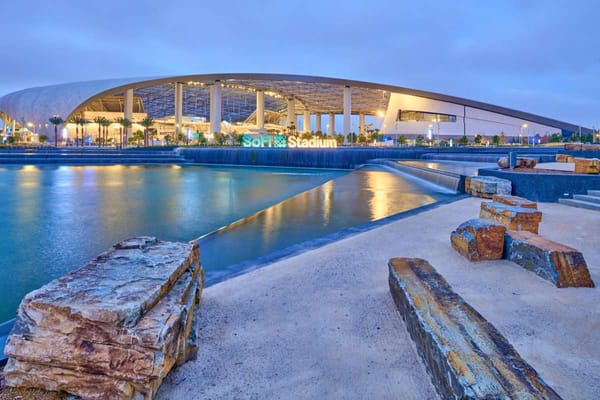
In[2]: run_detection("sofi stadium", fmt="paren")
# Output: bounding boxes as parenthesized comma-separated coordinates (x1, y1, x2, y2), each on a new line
(0, 73, 592, 146)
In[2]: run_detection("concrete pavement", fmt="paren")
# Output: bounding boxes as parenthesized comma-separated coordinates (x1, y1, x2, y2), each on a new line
(157, 197, 599, 399)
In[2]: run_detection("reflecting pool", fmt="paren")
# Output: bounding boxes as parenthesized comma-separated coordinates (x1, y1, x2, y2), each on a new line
(0, 164, 455, 322)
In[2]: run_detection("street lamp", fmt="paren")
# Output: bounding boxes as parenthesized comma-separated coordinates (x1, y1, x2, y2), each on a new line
(520, 123, 528, 145)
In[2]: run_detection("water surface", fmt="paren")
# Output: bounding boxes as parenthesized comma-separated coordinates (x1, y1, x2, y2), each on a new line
(399, 160, 497, 175)
(0, 164, 455, 322)
(200, 165, 455, 282)
(0, 164, 343, 321)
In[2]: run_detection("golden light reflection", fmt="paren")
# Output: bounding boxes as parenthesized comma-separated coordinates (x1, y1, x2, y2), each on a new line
(363, 170, 437, 220)
(321, 180, 334, 225)
(262, 201, 284, 245)
(15, 166, 42, 221)
(17, 165, 40, 189)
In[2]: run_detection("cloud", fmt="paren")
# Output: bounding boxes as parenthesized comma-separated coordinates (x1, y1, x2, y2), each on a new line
(0, 0, 598, 127)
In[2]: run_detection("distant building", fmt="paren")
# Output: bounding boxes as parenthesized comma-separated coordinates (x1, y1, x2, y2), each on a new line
(0, 73, 590, 145)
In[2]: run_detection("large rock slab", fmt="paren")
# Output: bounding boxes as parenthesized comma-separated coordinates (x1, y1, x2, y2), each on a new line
(492, 194, 538, 209)
(555, 154, 574, 163)
(504, 230, 595, 288)
(480, 201, 542, 234)
(465, 176, 511, 198)
(3, 237, 203, 400)
(573, 158, 599, 174)
(450, 218, 506, 261)
(388, 257, 562, 400)
(497, 156, 537, 168)
(565, 143, 600, 151)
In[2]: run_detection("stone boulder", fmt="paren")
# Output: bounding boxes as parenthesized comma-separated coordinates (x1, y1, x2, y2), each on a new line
(450, 218, 506, 261)
(491, 194, 537, 209)
(504, 230, 595, 288)
(388, 258, 562, 399)
(555, 154, 574, 163)
(565, 143, 600, 151)
(3, 237, 203, 400)
(480, 201, 542, 234)
(497, 156, 537, 168)
(574, 158, 599, 174)
(465, 176, 512, 198)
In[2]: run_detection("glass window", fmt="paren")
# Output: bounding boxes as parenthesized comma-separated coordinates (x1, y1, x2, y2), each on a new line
(397, 110, 456, 123)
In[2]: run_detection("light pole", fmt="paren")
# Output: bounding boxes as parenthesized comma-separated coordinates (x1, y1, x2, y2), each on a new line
(520, 123, 528, 145)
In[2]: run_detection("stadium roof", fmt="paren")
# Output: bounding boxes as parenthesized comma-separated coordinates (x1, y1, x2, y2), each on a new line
(0, 73, 590, 134)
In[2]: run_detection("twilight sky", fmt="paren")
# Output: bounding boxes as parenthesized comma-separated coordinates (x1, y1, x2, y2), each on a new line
(1, 0, 598, 127)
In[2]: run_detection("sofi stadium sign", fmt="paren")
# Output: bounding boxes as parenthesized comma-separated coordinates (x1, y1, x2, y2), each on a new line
(242, 134, 337, 148)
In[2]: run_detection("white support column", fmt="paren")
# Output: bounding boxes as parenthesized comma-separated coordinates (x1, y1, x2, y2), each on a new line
(174, 83, 183, 137)
(286, 98, 296, 130)
(210, 81, 222, 134)
(124, 88, 134, 143)
(328, 112, 335, 136)
(303, 110, 310, 133)
(315, 113, 322, 134)
(343, 86, 352, 140)
(359, 113, 365, 135)
(256, 90, 264, 132)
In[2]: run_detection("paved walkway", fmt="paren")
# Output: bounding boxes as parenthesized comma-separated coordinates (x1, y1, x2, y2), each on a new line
(535, 161, 575, 171)
(157, 198, 600, 399)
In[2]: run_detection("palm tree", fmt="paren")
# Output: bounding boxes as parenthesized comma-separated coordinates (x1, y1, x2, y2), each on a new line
(100, 117, 110, 146)
(48, 116, 63, 147)
(79, 118, 88, 146)
(116, 117, 132, 148)
(140, 117, 154, 146)
(70, 117, 79, 146)
(93, 116, 104, 145)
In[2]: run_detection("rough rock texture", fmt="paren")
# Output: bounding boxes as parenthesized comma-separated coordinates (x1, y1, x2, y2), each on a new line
(504, 230, 595, 288)
(3, 237, 203, 400)
(492, 194, 538, 209)
(480, 201, 543, 234)
(555, 154, 574, 163)
(450, 218, 506, 261)
(388, 257, 562, 400)
(564, 143, 600, 151)
(573, 158, 599, 174)
(497, 156, 537, 168)
(465, 176, 512, 198)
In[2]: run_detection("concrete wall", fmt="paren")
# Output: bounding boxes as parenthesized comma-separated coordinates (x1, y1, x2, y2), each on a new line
(479, 168, 600, 202)
(381, 93, 561, 140)
(179, 148, 421, 169)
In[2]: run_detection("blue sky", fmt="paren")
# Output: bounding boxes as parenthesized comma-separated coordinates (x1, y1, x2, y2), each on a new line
(1, 0, 598, 127)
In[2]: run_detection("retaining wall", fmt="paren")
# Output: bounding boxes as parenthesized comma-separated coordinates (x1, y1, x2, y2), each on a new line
(479, 168, 600, 202)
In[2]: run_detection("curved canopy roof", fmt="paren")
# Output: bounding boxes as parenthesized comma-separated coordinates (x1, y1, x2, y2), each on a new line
(0, 73, 589, 134)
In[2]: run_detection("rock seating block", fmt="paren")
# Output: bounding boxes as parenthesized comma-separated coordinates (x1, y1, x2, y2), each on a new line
(388, 257, 562, 400)
(497, 156, 537, 168)
(565, 143, 600, 151)
(480, 201, 542, 234)
(492, 194, 538, 209)
(465, 176, 512, 198)
(504, 230, 595, 288)
(573, 158, 599, 174)
(3, 236, 204, 400)
(555, 154, 574, 163)
(450, 218, 506, 261)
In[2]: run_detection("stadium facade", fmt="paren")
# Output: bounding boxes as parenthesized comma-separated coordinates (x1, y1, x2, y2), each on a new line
(0, 73, 591, 145)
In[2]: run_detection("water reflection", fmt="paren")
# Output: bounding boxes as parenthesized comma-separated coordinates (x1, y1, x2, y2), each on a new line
(199, 166, 454, 282)
(0, 164, 456, 321)
(399, 160, 497, 176)
(0, 165, 343, 321)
